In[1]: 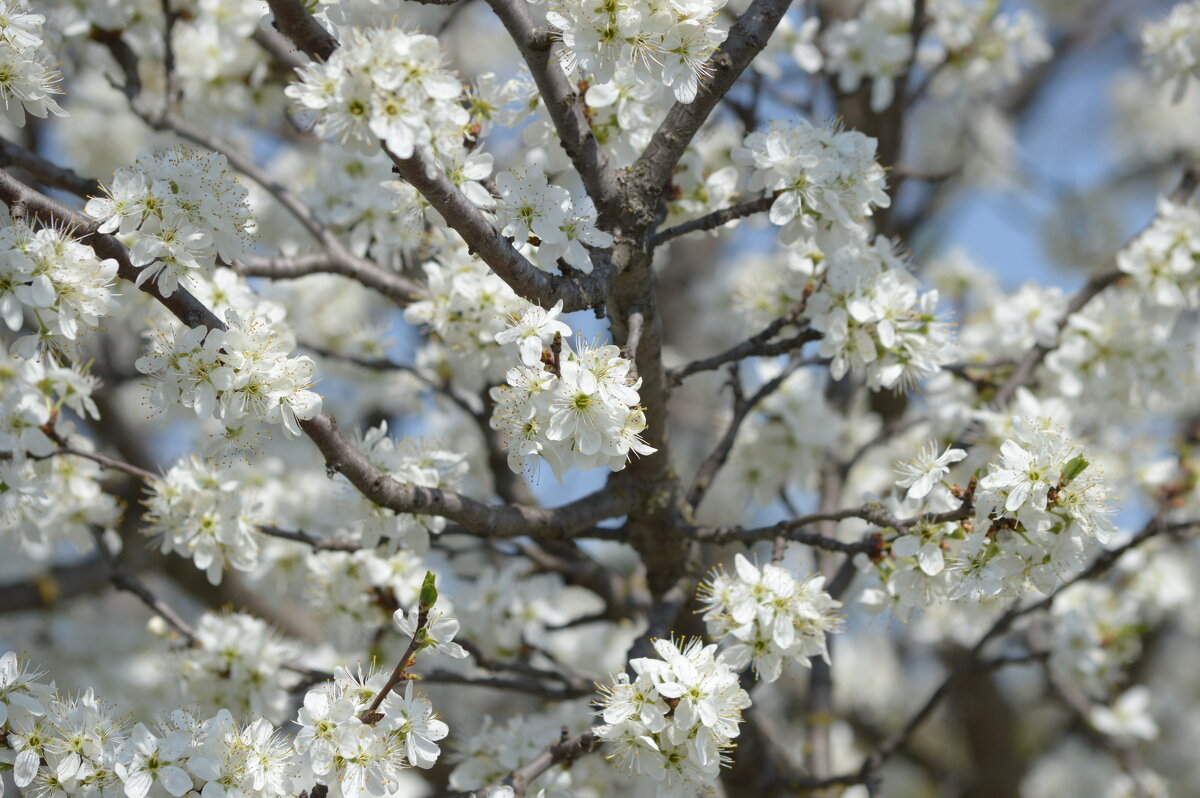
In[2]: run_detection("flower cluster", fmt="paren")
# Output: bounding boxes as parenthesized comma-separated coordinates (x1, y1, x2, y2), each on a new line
(285, 27, 467, 159)
(732, 118, 890, 247)
(293, 666, 449, 798)
(489, 303, 654, 481)
(303, 146, 427, 266)
(175, 612, 298, 722)
(957, 416, 1115, 598)
(303, 549, 426, 644)
(859, 519, 963, 619)
(85, 146, 253, 296)
(342, 424, 468, 554)
(821, 0, 914, 112)
(403, 248, 526, 392)
(136, 311, 322, 447)
(1, 650, 302, 798)
(0, 436, 121, 559)
(0, 1, 64, 127)
(0, 215, 119, 357)
(922, 5, 1051, 100)
(543, 0, 729, 103)
(595, 638, 751, 797)
(0, 348, 101, 450)
(0, 350, 118, 559)
(493, 166, 612, 273)
(699, 554, 842, 682)
(143, 456, 264, 585)
(1115, 198, 1200, 314)
(806, 236, 954, 389)
(578, 66, 676, 167)
(5, 683, 126, 798)
(163, 710, 299, 798)
(1047, 581, 1147, 696)
(1045, 290, 1190, 412)
(454, 561, 573, 659)
(167, 0, 272, 122)
(1142, 0, 1200, 101)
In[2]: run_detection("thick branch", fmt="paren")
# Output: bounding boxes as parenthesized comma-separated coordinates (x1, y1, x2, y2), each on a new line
(264, 0, 337, 61)
(385, 145, 611, 311)
(299, 413, 638, 537)
(483, 0, 619, 215)
(0, 555, 112, 612)
(0, 169, 223, 330)
(626, 0, 793, 212)
(251, 26, 308, 72)
(0, 136, 101, 197)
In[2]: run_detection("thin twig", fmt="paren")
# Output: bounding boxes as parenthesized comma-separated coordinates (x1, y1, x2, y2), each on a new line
(89, 528, 198, 644)
(36, 444, 156, 483)
(851, 514, 1200, 782)
(989, 161, 1200, 409)
(256, 526, 361, 552)
(299, 342, 482, 417)
(668, 302, 818, 386)
(698, 498, 973, 547)
(360, 605, 431, 723)
(418, 670, 587, 699)
(649, 194, 775, 248)
(495, 728, 601, 797)
(687, 356, 804, 508)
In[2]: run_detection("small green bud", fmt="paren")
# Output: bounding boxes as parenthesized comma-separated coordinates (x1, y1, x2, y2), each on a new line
(419, 571, 438, 609)
(1060, 455, 1089, 485)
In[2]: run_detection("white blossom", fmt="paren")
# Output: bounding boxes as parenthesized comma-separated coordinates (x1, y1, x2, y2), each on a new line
(85, 146, 253, 296)
(699, 555, 843, 682)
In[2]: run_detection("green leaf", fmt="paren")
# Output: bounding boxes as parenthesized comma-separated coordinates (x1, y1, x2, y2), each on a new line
(1060, 455, 1089, 485)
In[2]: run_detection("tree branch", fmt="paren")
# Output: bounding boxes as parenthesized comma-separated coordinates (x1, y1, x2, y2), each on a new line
(687, 355, 803, 508)
(89, 527, 199, 645)
(0, 136, 101, 197)
(626, 0, 793, 215)
(0, 554, 113, 613)
(698, 499, 974, 548)
(989, 161, 1200, 408)
(478, 728, 600, 797)
(236, 253, 422, 306)
(384, 144, 612, 311)
(0, 169, 638, 543)
(649, 193, 774, 248)
(260, 3, 614, 311)
(264, 0, 337, 61)
(482, 0, 620, 215)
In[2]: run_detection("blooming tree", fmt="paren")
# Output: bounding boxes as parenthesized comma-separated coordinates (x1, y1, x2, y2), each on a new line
(3, 0, 1200, 796)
